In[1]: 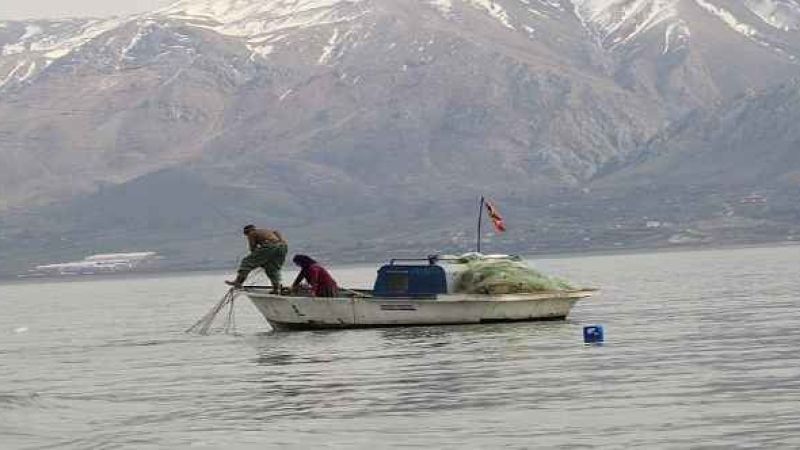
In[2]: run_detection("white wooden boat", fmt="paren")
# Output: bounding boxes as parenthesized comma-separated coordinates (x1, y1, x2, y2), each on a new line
(243, 287, 594, 330)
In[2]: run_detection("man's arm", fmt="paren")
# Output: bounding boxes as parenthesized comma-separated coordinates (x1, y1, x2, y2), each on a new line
(273, 230, 285, 243)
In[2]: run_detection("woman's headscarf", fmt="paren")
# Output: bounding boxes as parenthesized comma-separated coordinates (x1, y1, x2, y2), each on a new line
(292, 254, 317, 268)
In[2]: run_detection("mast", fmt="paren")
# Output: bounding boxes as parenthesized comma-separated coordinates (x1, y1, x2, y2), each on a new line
(477, 196, 485, 253)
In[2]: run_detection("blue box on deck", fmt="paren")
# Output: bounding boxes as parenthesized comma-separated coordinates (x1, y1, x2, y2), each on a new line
(583, 325, 604, 344)
(373, 264, 447, 299)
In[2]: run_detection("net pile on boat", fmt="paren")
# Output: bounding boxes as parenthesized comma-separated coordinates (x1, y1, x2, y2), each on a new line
(451, 256, 574, 295)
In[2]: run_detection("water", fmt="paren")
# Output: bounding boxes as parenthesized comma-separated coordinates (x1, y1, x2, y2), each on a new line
(2, 246, 799, 448)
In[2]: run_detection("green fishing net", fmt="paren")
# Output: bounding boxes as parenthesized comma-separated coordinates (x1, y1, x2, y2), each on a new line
(451, 258, 574, 295)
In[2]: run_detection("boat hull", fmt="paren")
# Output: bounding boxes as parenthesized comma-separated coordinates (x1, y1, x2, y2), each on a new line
(243, 289, 592, 330)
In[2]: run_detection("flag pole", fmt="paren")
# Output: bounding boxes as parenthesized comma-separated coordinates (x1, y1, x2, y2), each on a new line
(477, 196, 484, 253)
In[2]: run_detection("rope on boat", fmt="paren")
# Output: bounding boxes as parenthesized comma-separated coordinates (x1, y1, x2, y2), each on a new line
(342, 288, 372, 298)
(186, 287, 240, 335)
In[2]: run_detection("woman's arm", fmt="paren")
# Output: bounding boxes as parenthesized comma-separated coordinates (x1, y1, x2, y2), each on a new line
(291, 269, 306, 289)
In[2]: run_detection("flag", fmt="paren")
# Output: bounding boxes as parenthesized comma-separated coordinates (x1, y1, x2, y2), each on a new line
(485, 199, 506, 232)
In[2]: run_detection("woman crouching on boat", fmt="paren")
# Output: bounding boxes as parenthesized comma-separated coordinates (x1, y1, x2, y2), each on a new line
(291, 255, 339, 297)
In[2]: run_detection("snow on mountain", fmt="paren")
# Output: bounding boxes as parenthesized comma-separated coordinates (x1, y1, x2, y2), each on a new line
(695, 0, 759, 37)
(462, 0, 516, 29)
(1, 0, 799, 67)
(1, 0, 799, 108)
(570, 0, 800, 59)
(159, 0, 541, 34)
(0, 18, 127, 89)
(0, 18, 126, 59)
(153, 0, 369, 59)
(154, 0, 546, 59)
(744, 0, 800, 31)
(571, 0, 685, 51)
(0, 0, 372, 89)
(693, 0, 800, 61)
(3, 0, 800, 102)
(157, 0, 368, 37)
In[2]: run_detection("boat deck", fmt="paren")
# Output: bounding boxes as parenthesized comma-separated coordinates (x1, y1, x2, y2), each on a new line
(240, 286, 595, 302)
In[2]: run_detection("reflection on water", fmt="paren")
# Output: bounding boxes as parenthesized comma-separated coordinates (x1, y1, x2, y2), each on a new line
(254, 352, 297, 367)
(1, 246, 800, 448)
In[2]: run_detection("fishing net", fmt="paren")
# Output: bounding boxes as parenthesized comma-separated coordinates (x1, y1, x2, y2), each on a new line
(185, 263, 275, 335)
(186, 288, 240, 335)
(451, 257, 574, 295)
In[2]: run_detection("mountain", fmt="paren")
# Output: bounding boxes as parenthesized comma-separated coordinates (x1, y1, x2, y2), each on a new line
(1, 0, 799, 275)
(604, 77, 800, 190)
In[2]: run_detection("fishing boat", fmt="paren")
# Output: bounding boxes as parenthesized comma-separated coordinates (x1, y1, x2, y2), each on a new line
(241, 255, 594, 330)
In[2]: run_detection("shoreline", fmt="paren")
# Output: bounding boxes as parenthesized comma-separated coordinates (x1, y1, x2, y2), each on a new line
(525, 239, 800, 261)
(1, 240, 798, 286)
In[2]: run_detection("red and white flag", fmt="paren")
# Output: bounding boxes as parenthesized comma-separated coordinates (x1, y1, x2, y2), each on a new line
(485, 199, 506, 233)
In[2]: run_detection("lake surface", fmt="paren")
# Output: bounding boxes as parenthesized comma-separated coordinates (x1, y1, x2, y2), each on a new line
(2, 246, 799, 449)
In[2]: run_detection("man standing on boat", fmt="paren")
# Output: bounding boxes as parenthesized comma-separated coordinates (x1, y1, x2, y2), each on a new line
(226, 224, 287, 293)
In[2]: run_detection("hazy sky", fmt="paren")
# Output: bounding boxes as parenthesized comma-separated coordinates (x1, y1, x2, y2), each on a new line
(0, 0, 171, 20)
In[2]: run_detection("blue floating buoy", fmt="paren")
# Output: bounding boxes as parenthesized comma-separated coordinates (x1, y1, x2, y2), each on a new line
(583, 325, 604, 344)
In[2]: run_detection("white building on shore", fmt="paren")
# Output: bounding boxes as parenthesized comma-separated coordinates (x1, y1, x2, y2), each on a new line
(31, 252, 159, 276)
